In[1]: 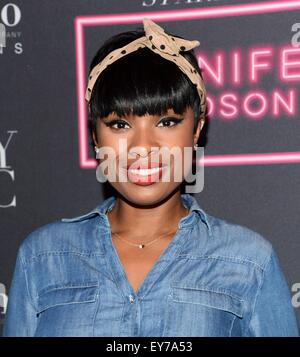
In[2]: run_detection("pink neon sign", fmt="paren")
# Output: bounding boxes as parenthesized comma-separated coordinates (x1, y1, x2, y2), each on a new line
(74, 1, 300, 168)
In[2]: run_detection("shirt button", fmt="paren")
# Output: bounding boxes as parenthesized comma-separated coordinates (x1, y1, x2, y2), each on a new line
(129, 294, 135, 303)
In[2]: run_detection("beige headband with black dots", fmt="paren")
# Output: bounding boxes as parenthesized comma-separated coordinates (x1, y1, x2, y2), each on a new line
(85, 17, 207, 120)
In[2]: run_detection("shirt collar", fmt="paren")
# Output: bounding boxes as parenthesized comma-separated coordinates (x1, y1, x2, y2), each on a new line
(61, 193, 212, 236)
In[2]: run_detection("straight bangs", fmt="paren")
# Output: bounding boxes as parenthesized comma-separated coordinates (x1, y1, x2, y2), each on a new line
(88, 31, 203, 137)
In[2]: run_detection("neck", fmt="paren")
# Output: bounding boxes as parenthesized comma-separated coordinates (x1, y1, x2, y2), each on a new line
(106, 190, 188, 242)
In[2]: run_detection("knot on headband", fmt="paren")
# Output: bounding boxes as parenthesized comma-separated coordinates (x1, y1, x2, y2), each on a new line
(143, 17, 200, 56)
(86, 17, 207, 120)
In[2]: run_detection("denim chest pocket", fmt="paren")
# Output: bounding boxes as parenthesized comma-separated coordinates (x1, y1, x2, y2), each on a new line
(37, 283, 98, 313)
(35, 283, 99, 336)
(163, 285, 244, 337)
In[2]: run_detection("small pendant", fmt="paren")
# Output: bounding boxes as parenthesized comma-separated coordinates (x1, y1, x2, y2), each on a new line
(139, 244, 145, 249)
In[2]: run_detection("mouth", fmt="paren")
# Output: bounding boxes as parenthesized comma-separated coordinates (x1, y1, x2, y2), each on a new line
(122, 162, 167, 186)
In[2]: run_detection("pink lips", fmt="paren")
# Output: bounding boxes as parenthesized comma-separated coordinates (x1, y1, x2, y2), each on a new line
(123, 162, 166, 186)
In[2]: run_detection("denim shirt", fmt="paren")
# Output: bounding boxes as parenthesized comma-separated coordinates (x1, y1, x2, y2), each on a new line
(3, 193, 299, 337)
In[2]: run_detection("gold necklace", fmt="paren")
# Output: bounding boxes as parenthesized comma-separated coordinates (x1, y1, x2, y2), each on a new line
(112, 231, 175, 249)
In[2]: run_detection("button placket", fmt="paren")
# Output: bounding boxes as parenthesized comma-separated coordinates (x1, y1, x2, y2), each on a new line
(129, 294, 135, 304)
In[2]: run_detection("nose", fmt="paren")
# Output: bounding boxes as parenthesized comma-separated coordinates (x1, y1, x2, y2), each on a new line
(128, 121, 159, 158)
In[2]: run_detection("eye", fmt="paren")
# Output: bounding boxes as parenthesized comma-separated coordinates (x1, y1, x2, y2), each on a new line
(157, 117, 183, 127)
(105, 119, 130, 130)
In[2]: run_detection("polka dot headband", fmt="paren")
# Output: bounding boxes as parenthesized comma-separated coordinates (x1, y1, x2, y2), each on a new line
(85, 17, 207, 119)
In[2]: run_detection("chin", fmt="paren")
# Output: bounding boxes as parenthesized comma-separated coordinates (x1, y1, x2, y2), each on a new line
(112, 182, 181, 207)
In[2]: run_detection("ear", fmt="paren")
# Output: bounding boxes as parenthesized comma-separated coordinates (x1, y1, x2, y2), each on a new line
(193, 117, 205, 147)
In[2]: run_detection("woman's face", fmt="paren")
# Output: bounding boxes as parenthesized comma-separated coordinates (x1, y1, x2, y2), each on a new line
(93, 106, 203, 206)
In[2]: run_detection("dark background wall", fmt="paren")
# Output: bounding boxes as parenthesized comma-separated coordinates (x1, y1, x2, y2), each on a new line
(1, 0, 300, 334)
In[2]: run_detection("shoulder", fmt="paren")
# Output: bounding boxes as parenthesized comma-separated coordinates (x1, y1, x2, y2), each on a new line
(202, 211, 273, 271)
(17, 211, 104, 264)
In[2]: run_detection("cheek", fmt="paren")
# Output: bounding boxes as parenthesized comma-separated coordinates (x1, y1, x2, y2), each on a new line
(169, 125, 194, 156)
(96, 129, 126, 157)
(170, 146, 193, 183)
(167, 127, 195, 181)
(163, 123, 194, 149)
(96, 126, 112, 145)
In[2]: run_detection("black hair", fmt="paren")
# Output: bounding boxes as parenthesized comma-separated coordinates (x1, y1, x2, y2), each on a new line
(88, 28, 206, 143)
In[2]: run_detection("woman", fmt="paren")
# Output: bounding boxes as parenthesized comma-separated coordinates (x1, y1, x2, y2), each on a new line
(3, 18, 299, 337)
